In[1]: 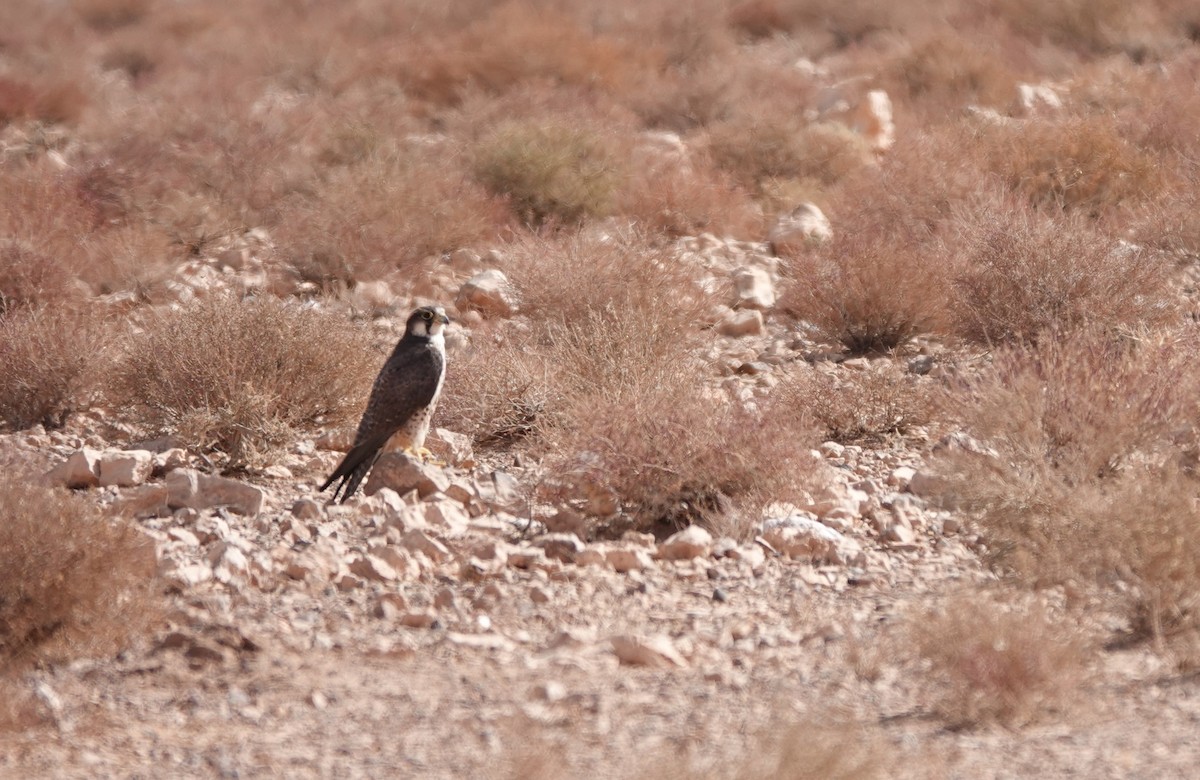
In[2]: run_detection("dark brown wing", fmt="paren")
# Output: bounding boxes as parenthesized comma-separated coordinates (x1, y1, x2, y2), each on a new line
(320, 341, 444, 502)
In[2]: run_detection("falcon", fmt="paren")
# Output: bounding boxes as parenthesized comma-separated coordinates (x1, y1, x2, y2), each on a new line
(320, 304, 450, 503)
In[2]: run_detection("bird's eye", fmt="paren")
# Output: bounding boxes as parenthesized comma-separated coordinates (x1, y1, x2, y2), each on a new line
(422, 311, 433, 320)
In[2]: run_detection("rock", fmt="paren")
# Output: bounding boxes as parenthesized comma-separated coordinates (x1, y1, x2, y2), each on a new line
(349, 554, 400, 583)
(163, 561, 213, 589)
(762, 513, 863, 565)
(534, 681, 568, 702)
(373, 546, 420, 579)
(1012, 82, 1063, 117)
(400, 611, 440, 629)
(315, 428, 354, 452)
(888, 466, 917, 489)
(727, 544, 766, 568)
(456, 269, 517, 317)
(291, 498, 323, 521)
(363, 452, 450, 499)
(657, 525, 713, 561)
(424, 500, 470, 535)
(151, 448, 188, 475)
(167, 527, 200, 546)
(732, 266, 776, 310)
(850, 89, 894, 151)
(610, 634, 688, 668)
(373, 593, 409, 619)
(575, 548, 608, 568)
(401, 530, 451, 562)
(717, 308, 764, 338)
(45, 448, 102, 488)
(529, 585, 551, 605)
(534, 533, 585, 563)
(209, 543, 250, 584)
(433, 588, 456, 610)
(769, 202, 832, 255)
(98, 450, 154, 488)
(114, 484, 171, 518)
(426, 427, 474, 466)
(165, 469, 265, 516)
(544, 507, 588, 536)
(606, 546, 655, 573)
(907, 355, 935, 375)
(908, 470, 946, 498)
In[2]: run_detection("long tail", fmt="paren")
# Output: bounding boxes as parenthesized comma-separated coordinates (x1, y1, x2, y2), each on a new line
(320, 438, 385, 503)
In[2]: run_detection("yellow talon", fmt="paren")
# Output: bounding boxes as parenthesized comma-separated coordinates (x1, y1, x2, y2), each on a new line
(404, 446, 443, 465)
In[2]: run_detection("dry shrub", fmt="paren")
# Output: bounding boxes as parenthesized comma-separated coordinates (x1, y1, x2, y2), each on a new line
(889, 29, 1019, 109)
(277, 136, 504, 284)
(448, 233, 817, 536)
(911, 592, 1087, 729)
(0, 306, 107, 431)
(788, 362, 935, 444)
(994, 0, 1148, 54)
(473, 122, 624, 227)
(0, 479, 159, 668)
(707, 117, 874, 195)
(983, 115, 1163, 214)
(948, 198, 1177, 345)
(727, 0, 903, 48)
(393, 1, 656, 108)
(73, 0, 151, 31)
(0, 77, 87, 126)
(619, 155, 764, 239)
(934, 331, 1200, 662)
(437, 333, 551, 449)
(110, 294, 376, 464)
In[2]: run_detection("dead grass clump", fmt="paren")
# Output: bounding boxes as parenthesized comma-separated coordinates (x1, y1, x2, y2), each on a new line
(473, 122, 624, 227)
(0, 676, 47, 732)
(708, 117, 874, 196)
(934, 331, 1200, 662)
(0, 479, 159, 668)
(789, 363, 934, 444)
(0, 306, 107, 431)
(948, 199, 1176, 345)
(110, 295, 376, 464)
(727, 0, 902, 48)
(910, 592, 1087, 729)
(984, 115, 1163, 214)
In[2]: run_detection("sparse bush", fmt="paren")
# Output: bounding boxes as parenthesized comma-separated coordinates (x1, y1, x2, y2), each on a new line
(0, 479, 159, 668)
(934, 331, 1200, 662)
(890, 30, 1018, 108)
(788, 362, 935, 444)
(0, 306, 107, 431)
(948, 198, 1176, 345)
(983, 115, 1163, 214)
(473, 122, 624, 227)
(994, 0, 1144, 54)
(911, 592, 1087, 728)
(110, 295, 376, 464)
(708, 117, 874, 195)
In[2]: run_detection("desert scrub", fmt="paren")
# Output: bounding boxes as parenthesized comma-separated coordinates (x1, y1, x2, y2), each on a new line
(0, 478, 159, 668)
(0, 305, 107, 430)
(934, 331, 1200, 663)
(110, 294, 376, 464)
(473, 122, 623, 226)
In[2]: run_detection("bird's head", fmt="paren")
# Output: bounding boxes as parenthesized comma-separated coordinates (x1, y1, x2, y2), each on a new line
(407, 305, 450, 339)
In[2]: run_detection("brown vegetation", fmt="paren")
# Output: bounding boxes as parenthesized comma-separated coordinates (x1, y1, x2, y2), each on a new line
(109, 295, 376, 464)
(0, 306, 107, 431)
(911, 591, 1087, 728)
(0, 479, 159, 668)
(934, 331, 1200, 663)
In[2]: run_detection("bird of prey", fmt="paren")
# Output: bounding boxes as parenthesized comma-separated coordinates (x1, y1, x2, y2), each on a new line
(320, 305, 450, 503)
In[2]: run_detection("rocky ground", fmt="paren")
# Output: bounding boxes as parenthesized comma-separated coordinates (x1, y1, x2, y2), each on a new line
(2, 229, 1200, 779)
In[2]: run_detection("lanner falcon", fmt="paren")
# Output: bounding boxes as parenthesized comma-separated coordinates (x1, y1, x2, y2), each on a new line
(321, 305, 450, 503)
